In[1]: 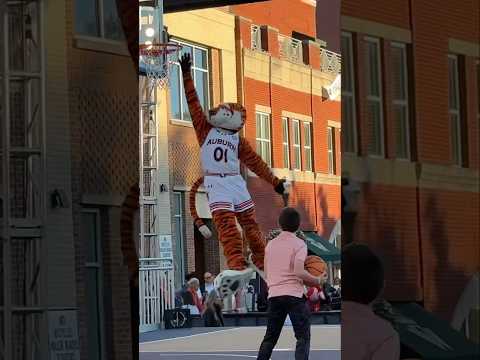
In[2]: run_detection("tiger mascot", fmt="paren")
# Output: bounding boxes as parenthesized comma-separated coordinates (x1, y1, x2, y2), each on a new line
(180, 54, 287, 297)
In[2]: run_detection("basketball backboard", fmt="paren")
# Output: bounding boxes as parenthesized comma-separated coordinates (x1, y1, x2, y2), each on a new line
(139, 0, 165, 76)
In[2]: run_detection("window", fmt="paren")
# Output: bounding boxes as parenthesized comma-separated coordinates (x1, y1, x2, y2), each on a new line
(256, 112, 272, 166)
(169, 41, 209, 122)
(341, 32, 357, 153)
(173, 192, 185, 289)
(304, 122, 313, 171)
(448, 54, 462, 166)
(364, 37, 384, 156)
(282, 117, 290, 168)
(292, 120, 301, 170)
(328, 127, 336, 174)
(391, 43, 410, 159)
(81, 209, 105, 360)
(75, 0, 124, 40)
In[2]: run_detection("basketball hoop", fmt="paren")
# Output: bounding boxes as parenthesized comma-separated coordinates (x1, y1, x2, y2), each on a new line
(139, 42, 182, 88)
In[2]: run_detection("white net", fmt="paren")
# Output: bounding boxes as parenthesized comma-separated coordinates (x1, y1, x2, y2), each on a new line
(140, 44, 180, 89)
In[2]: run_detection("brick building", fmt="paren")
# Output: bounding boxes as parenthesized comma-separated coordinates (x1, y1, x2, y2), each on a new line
(1, 1, 137, 359)
(163, 0, 341, 284)
(340, 0, 479, 326)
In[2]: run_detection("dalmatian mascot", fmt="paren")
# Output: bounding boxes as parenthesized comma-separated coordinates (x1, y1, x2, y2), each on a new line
(180, 54, 289, 297)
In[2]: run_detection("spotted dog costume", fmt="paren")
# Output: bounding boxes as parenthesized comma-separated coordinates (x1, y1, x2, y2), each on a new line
(180, 54, 286, 297)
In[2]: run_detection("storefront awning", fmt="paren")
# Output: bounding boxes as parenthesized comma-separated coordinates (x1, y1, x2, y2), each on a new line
(304, 232, 340, 263)
(374, 301, 480, 359)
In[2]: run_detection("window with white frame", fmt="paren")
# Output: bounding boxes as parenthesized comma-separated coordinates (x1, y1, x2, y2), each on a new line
(292, 120, 301, 170)
(169, 41, 209, 122)
(304, 122, 313, 171)
(364, 37, 384, 156)
(328, 127, 336, 174)
(81, 209, 105, 360)
(75, 0, 124, 40)
(448, 54, 462, 166)
(282, 117, 290, 168)
(341, 32, 357, 153)
(173, 192, 185, 289)
(256, 112, 272, 166)
(391, 42, 410, 159)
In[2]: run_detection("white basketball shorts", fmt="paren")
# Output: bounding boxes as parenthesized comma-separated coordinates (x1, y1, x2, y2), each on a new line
(204, 175, 254, 213)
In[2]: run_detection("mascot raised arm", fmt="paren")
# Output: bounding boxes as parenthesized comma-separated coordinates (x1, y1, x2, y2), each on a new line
(180, 53, 287, 297)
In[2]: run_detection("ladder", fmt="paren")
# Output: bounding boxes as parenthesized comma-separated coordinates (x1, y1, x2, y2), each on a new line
(1, 1, 48, 359)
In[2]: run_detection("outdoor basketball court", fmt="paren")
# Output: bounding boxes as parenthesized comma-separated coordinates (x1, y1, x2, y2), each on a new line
(139, 325, 341, 359)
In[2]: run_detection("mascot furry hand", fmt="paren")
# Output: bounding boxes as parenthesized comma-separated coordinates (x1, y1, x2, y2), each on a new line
(180, 53, 287, 297)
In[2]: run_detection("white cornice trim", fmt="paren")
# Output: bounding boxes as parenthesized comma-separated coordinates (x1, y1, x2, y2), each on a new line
(255, 104, 272, 114)
(328, 120, 341, 128)
(418, 164, 479, 193)
(301, 0, 317, 7)
(343, 155, 479, 192)
(272, 168, 341, 185)
(449, 38, 480, 57)
(282, 110, 312, 123)
(341, 16, 412, 43)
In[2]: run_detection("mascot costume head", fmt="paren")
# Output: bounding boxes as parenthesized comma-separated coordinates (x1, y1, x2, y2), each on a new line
(208, 103, 246, 132)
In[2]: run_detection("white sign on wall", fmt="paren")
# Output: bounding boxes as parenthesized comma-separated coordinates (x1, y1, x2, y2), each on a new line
(160, 235, 172, 252)
(48, 310, 80, 360)
(159, 235, 173, 268)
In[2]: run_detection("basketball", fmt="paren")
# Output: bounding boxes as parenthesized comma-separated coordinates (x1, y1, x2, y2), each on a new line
(305, 255, 327, 276)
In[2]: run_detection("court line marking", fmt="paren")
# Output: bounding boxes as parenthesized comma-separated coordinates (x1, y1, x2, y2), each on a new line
(140, 349, 340, 353)
(143, 354, 257, 358)
(140, 328, 244, 344)
(140, 324, 340, 345)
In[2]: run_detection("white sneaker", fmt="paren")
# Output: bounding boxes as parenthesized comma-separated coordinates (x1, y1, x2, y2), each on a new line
(214, 268, 254, 299)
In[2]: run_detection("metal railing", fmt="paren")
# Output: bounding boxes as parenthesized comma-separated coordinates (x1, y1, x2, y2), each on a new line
(251, 24, 262, 51)
(278, 34, 303, 63)
(320, 48, 341, 74)
(139, 261, 175, 329)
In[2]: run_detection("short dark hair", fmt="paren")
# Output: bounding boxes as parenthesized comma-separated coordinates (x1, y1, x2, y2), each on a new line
(278, 207, 301, 232)
(341, 243, 384, 304)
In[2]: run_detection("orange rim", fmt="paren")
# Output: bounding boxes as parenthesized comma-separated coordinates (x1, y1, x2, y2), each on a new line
(139, 43, 182, 57)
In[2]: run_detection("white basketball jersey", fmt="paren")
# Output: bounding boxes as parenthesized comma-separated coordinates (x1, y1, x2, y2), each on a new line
(201, 128, 240, 174)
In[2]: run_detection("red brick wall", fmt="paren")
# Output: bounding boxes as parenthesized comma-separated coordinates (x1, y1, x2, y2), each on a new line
(248, 178, 341, 237)
(342, 0, 480, 321)
(353, 183, 422, 301)
(316, 183, 341, 236)
(342, 0, 411, 29)
(420, 189, 480, 320)
(232, 0, 317, 38)
(243, 75, 340, 235)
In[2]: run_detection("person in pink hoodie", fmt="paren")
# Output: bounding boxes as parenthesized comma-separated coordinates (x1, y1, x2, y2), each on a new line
(257, 207, 324, 360)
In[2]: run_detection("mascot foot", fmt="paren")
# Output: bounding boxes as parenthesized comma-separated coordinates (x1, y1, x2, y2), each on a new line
(247, 254, 266, 281)
(214, 268, 254, 298)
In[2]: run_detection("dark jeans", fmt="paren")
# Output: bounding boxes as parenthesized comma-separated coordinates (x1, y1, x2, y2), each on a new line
(257, 296, 311, 360)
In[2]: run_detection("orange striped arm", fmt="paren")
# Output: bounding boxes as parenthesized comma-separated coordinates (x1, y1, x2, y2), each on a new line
(183, 72, 212, 145)
(189, 177, 206, 229)
(238, 137, 281, 188)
